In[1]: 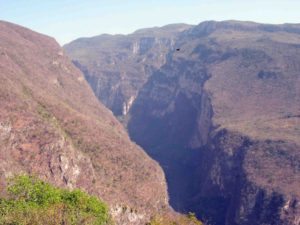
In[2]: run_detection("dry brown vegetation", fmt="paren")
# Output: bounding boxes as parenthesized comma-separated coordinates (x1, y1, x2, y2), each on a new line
(0, 20, 169, 224)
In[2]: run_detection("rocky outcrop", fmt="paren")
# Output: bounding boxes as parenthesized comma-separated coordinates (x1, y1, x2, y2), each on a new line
(0, 21, 169, 225)
(64, 24, 192, 117)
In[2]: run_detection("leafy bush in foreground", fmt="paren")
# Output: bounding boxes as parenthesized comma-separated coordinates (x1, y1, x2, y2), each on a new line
(0, 175, 112, 225)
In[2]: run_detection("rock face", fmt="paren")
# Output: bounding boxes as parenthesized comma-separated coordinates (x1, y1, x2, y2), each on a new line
(0, 21, 169, 225)
(129, 21, 300, 225)
(64, 24, 192, 117)
(67, 21, 300, 225)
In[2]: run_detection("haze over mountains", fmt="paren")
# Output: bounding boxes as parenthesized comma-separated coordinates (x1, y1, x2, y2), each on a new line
(66, 20, 300, 225)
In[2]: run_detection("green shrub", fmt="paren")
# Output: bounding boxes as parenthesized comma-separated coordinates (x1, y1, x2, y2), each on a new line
(0, 175, 113, 225)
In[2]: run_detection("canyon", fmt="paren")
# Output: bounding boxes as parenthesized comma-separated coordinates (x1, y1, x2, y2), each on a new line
(66, 21, 300, 225)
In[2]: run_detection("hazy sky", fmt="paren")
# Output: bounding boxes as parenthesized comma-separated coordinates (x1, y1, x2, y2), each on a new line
(1, 0, 300, 45)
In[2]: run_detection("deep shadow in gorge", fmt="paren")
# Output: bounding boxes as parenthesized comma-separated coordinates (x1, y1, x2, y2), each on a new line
(72, 49, 293, 225)
(126, 63, 218, 223)
(127, 103, 205, 215)
(125, 56, 289, 225)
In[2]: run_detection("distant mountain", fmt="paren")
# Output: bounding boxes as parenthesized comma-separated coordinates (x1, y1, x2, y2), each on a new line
(66, 21, 300, 225)
(0, 21, 169, 225)
(64, 24, 192, 117)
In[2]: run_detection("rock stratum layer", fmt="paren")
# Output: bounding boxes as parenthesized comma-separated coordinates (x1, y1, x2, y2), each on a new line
(0, 21, 169, 225)
(66, 21, 300, 225)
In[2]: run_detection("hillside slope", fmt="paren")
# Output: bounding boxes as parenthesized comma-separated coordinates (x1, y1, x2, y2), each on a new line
(0, 21, 169, 225)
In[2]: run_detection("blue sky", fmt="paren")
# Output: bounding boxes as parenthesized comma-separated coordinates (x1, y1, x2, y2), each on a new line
(1, 0, 300, 45)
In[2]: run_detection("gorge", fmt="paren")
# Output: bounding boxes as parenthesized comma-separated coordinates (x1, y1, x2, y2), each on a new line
(65, 21, 300, 225)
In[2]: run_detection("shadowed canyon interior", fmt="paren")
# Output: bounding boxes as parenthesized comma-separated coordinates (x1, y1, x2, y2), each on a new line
(65, 21, 300, 225)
